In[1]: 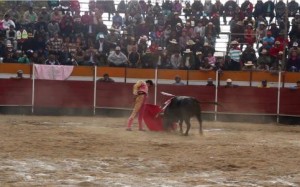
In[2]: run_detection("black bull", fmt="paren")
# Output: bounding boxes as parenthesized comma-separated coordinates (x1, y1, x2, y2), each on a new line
(162, 96, 217, 136)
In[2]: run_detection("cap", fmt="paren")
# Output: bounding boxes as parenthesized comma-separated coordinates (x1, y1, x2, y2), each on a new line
(226, 79, 232, 83)
(293, 42, 298, 47)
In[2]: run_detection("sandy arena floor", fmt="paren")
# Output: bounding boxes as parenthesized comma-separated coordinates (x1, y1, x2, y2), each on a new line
(0, 115, 300, 187)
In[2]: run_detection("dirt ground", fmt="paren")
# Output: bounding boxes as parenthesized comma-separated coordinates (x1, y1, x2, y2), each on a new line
(0, 115, 300, 187)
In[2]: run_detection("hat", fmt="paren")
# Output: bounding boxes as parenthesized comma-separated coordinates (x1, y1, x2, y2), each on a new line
(183, 48, 192, 53)
(17, 70, 23, 74)
(176, 23, 182, 27)
(226, 79, 232, 83)
(207, 78, 213, 82)
(169, 39, 178, 44)
(244, 61, 254, 66)
(196, 51, 202, 55)
(6, 43, 12, 47)
(115, 46, 121, 50)
(99, 34, 104, 39)
(204, 42, 209, 46)
(259, 22, 266, 25)
(261, 49, 268, 54)
(293, 42, 298, 47)
(230, 40, 239, 45)
(247, 23, 253, 27)
(208, 22, 213, 25)
(186, 40, 195, 45)
(275, 41, 281, 44)
(157, 47, 163, 51)
(41, 6, 47, 9)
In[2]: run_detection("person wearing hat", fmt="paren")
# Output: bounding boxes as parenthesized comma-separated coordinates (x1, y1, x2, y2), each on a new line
(97, 73, 114, 83)
(228, 40, 241, 70)
(206, 78, 215, 86)
(257, 49, 271, 71)
(269, 40, 284, 58)
(182, 48, 195, 69)
(255, 19, 267, 47)
(244, 23, 256, 46)
(10, 70, 24, 79)
(225, 78, 238, 88)
(126, 79, 154, 131)
(167, 39, 180, 56)
(170, 51, 183, 69)
(242, 61, 256, 71)
(288, 42, 300, 58)
(286, 50, 300, 72)
(107, 46, 128, 67)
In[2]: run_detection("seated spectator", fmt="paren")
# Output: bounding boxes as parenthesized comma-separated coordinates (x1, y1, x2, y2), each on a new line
(195, 51, 204, 69)
(262, 31, 275, 50)
(6, 25, 17, 50)
(2, 14, 16, 31)
(141, 49, 155, 69)
(173, 75, 185, 85)
(23, 7, 38, 28)
(128, 45, 141, 68)
(270, 51, 284, 71)
(97, 73, 115, 82)
(207, 52, 216, 67)
(17, 52, 30, 64)
(107, 46, 128, 67)
(286, 50, 300, 72)
(241, 44, 257, 67)
(269, 41, 284, 59)
(288, 42, 300, 58)
(257, 49, 272, 71)
(206, 78, 215, 86)
(242, 61, 256, 71)
(170, 51, 182, 69)
(3, 42, 17, 63)
(228, 40, 241, 71)
(200, 57, 214, 71)
(45, 54, 60, 65)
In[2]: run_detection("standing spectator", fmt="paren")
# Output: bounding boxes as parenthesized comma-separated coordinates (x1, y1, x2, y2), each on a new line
(70, 0, 81, 15)
(244, 23, 256, 47)
(253, 0, 264, 21)
(241, 0, 253, 18)
(183, 2, 192, 20)
(117, 0, 127, 14)
(46, 33, 63, 56)
(172, 0, 182, 15)
(37, 7, 51, 31)
(4, 6, 21, 30)
(50, 7, 62, 23)
(23, 7, 38, 28)
(107, 46, 128, 67)
(203, 0, 213, 18)
(173, 75, 185, 85)
(223, 0, 238, 25)
(60, 12, 74, 37)
(263, 0, 275, 24)
(191, 0, 203, 19)
(211, 0, 224, 22)
(275, 0, 286, 22)
(287, 0, 299, 17)
(47, 20, 60, 37)
(161, 0, 173, 17)
(269, 22, 280, 39)
(97, 73, 114, 82)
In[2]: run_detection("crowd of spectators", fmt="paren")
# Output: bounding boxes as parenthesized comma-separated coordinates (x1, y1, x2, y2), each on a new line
(0, 0, 300, 72)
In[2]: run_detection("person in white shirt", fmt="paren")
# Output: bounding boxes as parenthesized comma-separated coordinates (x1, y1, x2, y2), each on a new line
(2, 14, 16, 30)
(107, 46, 128, 67)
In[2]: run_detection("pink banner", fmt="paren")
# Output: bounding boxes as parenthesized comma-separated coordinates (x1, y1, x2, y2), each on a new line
(34, 64, 74, 80)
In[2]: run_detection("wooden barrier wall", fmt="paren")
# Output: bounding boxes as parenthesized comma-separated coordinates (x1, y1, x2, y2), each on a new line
(1, 63, 300, 83)
(1, 78, 300, 116)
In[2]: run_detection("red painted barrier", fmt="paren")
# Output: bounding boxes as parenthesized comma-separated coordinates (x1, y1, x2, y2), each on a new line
(1, 79, 300, 117)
